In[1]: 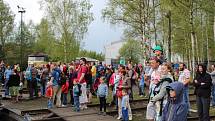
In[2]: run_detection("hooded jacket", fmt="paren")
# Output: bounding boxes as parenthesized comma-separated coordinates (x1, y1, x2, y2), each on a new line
(162, 82, 188, 121)
(193, 64, 212, 98)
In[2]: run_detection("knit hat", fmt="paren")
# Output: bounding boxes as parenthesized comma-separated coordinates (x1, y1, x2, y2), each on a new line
(153, 45, 162, 52)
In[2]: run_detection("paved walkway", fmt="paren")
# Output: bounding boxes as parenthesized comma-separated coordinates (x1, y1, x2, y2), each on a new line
(51, 107, 118, 121)
(1, 97, 117, 121)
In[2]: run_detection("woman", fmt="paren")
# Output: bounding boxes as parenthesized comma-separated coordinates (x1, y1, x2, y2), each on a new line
(193, 64, 212, 121)
(150, 63, 173, 121)
(116, 69, 132, 120)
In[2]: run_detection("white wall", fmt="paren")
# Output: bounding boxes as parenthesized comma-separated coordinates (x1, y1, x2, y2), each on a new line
(104, 41, 126, 65)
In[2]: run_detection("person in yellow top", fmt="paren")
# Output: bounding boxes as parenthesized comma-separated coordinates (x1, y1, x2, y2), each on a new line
(91, 62, 97, 83)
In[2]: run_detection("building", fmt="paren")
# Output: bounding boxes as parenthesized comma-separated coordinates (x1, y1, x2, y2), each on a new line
(28, 52, 48, 65)
(104, 40, 126, 65)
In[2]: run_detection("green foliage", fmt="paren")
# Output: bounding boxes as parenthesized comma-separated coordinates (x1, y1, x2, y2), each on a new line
(0, 1, 14, 60)
(40, 0, 94, 62)
(119, 39, 142, 64)
(79, 50, 105, 61)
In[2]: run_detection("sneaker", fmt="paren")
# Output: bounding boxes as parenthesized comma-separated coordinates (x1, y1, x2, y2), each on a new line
(129, 117, 132, 120)
(84, 106, 88, 109)
(61, 104, 67, 107)
(117, 116, 121, 120)
(140, 95, 143, 97)
(98, 111, 102, 115)
(103, 112, 107, 116)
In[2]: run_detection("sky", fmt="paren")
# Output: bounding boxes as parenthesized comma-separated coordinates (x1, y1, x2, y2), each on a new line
(4, 0, 123, 53)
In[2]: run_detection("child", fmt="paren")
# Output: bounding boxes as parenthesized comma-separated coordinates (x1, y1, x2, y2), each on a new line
(61, 78, 69, 107)
(73, 79, 81, 112)
(139, 72, 145, 97)
(162, 82, 187, 121)
(97, 76, 108, 115)
(121, 89, 129, 121)
(46, 81, 53, 109)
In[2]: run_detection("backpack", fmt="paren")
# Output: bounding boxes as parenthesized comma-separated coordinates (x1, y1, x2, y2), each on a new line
(53, 70, 61, 85)
(78, 84, 82, 96)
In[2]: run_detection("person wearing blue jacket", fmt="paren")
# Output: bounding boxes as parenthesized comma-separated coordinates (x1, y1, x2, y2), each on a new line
(162, 81, 188, 121)
(97, 76, 108, 116)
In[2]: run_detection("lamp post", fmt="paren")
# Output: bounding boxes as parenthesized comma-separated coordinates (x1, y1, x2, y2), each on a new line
(17, 6, 25, 71)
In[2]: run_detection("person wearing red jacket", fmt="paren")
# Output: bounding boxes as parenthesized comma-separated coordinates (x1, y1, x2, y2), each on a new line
(61, 80, 69, 107)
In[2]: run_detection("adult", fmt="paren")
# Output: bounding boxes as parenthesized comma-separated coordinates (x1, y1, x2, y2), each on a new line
(50, 63, 62, 107)
(40, 65, 49, 97)
(91, 62, 97, 84)
(193, 64, 212, 121)
(146, 57, 162, 121)
(0, 63, 6, 85)
(30, 65, 38, 98)
(210, 64, 215, 107)
(178, 63, 190, 115)
(78, 58, 88, 110)
(7, 69, 20, 102)
(153, 45, 166, 64)
(150, 63, 173, 120)
(116, 69, 132, 120)
(4, 65, 12, 97)
(126, 64, 134, 101)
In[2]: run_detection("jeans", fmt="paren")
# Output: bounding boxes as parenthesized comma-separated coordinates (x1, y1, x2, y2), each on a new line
(70, 89, 74, 105)
(129, 86, 134, 101)
(29, 78, 38, 98)
(211, 84, 215, 106)
(40, 80, 46, 96)
(122, 108, 128, 121)
(99, 97, 106, 112)
(74, 96, 80, 111)
(4, 79, 9, 96)
(139, 85, 145, 95)
(47, 99, 53, 109)
(62, 93, 67, 105)
(196, 96, 210, 121)
(183, 86, 190, 114)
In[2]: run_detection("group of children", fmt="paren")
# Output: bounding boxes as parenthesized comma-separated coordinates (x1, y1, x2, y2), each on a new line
(45, 76, 130, 121)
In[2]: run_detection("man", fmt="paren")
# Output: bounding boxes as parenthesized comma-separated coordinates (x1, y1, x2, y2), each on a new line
(78, 58, 88, 110)
(153, 45, 166, 64)
(210, 64, 215, 107)
(4, 66, 12, 97)
(146, 57, 162, 121)
(30, 65, 38, 98)
(91, 62, 96, 84)
(178, 63, 190, 115)
(50, 63, 62, 107)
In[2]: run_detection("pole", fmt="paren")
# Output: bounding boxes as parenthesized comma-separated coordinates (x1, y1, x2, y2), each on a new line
(167, 11, 172, 63)
(18, 6, 25, 71)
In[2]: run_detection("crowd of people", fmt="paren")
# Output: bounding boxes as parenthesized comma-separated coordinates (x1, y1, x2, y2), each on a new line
(0, 45, 215, 121)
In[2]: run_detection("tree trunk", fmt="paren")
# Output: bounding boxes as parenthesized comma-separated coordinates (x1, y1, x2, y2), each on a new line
(167, 11, 172, 63)
(152, 0, 157, 44)
(190, 1, 195, 78)
(200, 12, 204, 63)
(206, 16, 210, 68)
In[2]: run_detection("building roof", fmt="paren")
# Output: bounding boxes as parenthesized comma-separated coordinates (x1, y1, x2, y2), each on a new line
(76, 57, 99, 62)
(28, 52, 48, 57)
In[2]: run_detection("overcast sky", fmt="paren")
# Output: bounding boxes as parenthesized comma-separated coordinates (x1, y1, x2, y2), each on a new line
(4, 0, 123, 53)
